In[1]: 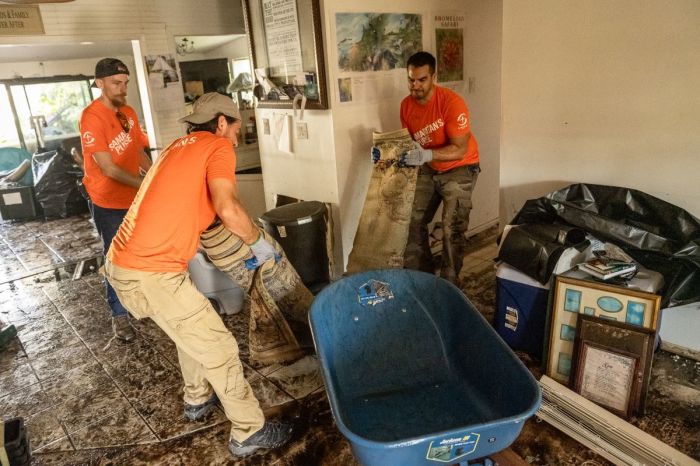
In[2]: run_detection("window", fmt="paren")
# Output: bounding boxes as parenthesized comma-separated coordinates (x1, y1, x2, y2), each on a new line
(1, 77, 94, 154)
(0, 86, 21, 149)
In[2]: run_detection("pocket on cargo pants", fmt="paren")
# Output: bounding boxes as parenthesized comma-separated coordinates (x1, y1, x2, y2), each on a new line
(104, 266, 150, 319)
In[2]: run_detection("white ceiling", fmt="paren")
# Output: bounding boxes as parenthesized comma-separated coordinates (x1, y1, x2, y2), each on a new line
(0, 34, 246, 64)
(0, 41, 133, 63)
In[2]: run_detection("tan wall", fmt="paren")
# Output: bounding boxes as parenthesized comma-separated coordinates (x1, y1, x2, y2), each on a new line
(501, 0, 700, 222)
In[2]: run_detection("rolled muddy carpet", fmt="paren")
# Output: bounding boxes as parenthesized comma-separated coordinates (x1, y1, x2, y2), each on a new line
(200, 222, 313, 365)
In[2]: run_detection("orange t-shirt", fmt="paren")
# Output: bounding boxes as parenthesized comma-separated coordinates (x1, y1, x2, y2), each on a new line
(400, 85, 479, 172)
(108, 132, 236, 272)
(80, 99, 148, 209)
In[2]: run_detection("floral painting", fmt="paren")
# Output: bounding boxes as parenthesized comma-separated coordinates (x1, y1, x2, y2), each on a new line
(435, 28, 463, 82)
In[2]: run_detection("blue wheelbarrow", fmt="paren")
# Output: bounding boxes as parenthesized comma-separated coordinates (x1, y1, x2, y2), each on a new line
(309, 270, 541, 466)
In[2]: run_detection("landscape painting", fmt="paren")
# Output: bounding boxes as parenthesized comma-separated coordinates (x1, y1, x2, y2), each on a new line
(336, 13, 422, 72)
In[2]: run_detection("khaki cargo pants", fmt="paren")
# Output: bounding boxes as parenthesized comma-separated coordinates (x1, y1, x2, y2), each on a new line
(104, 260, 264, 442)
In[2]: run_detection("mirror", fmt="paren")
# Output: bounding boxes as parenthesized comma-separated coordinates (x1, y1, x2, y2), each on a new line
(173, 34, 248, 103)
(242, 0, 328, 109)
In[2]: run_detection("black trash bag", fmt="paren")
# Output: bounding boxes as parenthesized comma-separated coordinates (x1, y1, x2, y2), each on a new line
(32, 145, 87, 219)
(509, 183, 700, 308)
(497, 223, 588, 284)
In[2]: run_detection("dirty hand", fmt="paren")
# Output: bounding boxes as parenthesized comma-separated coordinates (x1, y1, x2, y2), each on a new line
(249, 235, 277, 264)
(370, 146, 381, 164)
(400, 141, 433, 166)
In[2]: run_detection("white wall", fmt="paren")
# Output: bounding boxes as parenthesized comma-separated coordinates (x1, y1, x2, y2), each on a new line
(257, 0, 503, 273)
(501, 0, 700, 223)
(1, 0, 246, 148)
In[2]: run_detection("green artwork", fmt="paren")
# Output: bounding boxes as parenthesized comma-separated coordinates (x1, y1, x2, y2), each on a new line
(336, 13, 422, 72)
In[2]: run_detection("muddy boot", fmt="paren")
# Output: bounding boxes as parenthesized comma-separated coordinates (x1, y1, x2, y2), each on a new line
(228, 420, 293, 458)
(0, 322, 18, 350)
(183, 393, 219, 421)
(112, 316, 135, 342)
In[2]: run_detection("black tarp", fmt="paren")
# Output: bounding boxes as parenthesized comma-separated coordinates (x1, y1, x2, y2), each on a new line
(497, 223, 589, 285)
(504, 183, 700, 308)
(32, 144, 87, 218)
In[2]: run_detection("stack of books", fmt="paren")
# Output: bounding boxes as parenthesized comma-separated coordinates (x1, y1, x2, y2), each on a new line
(578, 257, 637, 280)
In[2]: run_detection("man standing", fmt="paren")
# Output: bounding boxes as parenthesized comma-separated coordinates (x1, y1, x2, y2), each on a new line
(80, 58, 151, 341)
(104, 93, 292, 457)
(396, 51, 480, 285)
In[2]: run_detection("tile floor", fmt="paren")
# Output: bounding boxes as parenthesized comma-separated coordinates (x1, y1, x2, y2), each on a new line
(0, 214, 698, 466)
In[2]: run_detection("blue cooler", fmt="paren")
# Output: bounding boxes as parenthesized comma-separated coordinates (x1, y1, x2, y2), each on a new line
(494, 263, 549, 357)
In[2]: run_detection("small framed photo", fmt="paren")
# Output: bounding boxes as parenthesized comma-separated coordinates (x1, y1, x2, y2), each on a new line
(570, 314, 656, 418)
(545, 276, 660, 385)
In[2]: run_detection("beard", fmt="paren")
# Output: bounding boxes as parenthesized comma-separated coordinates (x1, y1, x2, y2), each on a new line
(110, 95, 127, 107)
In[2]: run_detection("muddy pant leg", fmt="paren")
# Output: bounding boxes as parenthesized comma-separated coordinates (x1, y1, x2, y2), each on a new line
(90, 203, 129, 317)
(152, 277, 265, 441)
(435, 165, 479, 284)
(404, 166, 442, 273)
(177, 346, 214, 405)
(142, 273, 264, 442)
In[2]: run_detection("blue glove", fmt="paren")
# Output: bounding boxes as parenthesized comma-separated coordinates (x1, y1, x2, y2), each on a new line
(400, 141, 433, 166)
(245, 236, 280, 270)
(370, 146, 381, 164)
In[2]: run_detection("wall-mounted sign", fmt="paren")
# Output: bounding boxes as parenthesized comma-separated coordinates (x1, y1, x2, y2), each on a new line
(0, 5, 45, 35)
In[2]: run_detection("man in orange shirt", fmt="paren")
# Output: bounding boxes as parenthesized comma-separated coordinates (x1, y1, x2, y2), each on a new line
(384, 51, 480, 285)
(104, 93, 292, 458)
(80, 58, 151, 342)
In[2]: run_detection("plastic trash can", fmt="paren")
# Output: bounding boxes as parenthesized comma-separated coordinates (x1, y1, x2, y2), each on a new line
(260, 201, 329, 292)
(310, 269, 541, 466)
(188, 252, 244, 315)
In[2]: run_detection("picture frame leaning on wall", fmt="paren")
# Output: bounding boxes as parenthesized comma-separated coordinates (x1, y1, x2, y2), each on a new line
(570, 314, 656, 419)
(545, 275, 660, 385)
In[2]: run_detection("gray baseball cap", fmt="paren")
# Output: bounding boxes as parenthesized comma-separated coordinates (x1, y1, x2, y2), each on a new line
(178, 92, 241, 124)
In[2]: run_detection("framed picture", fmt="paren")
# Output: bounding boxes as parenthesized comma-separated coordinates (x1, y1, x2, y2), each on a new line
(571, 314, 656, 418)
(545, 275, 660, 385)
(242, 0, 329, 109)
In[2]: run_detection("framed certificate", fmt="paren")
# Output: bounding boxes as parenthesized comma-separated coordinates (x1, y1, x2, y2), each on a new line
(571, 314, 656, 418)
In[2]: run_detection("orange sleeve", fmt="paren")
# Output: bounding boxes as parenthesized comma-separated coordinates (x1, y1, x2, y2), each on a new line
(206, 141, 236, 183)
(443, 92, 471, 138)
(80, 109, 110, 154)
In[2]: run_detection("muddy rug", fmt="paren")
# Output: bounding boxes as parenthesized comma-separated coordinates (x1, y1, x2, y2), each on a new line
(199, 222, 313, 365)
(346, 128, 418, 274)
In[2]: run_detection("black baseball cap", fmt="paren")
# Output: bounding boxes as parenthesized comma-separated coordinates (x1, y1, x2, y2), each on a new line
(91, 58, 129, 88)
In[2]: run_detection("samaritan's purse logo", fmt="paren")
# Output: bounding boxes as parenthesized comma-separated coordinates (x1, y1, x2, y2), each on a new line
(82, 131, 95, 145)
(457, 113, 468, 129)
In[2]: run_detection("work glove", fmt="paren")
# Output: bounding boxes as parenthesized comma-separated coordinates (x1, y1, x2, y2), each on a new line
(245, 235, 279, 270)
(370, 146, 381, 164)
(400, 141, 433, 166)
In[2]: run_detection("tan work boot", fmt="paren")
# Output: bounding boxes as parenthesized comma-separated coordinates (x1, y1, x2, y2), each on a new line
(112, 316, 135, 342)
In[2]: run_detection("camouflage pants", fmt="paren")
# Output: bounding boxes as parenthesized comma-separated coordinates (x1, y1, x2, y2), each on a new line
(404, 163, 480, 284)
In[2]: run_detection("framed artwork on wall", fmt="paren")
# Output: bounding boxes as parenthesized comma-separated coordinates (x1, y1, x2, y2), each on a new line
(545, 275, 660, 385)
(242, 0, 329, 109)
(571, 314, 656, 418)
